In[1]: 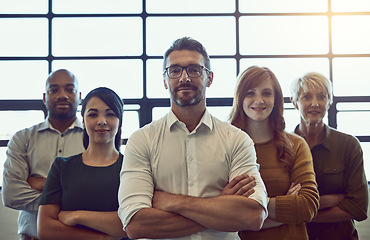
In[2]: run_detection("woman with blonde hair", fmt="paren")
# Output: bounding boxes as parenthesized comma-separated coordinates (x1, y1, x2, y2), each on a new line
(291, 72, 368, 239)
(230, 65, 319, 239)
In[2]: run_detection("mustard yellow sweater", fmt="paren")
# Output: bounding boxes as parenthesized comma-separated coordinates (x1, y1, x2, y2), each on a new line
(239, 133, 319, 240)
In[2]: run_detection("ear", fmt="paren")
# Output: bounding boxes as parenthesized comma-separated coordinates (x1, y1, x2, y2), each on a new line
(290, 97, 298, 110)
(78, 92, 82, 104)
(164, 78, 168, 90)
(42, 93, 46, 104)
(82, 118, 85, 129)
(206, 71, 214, 87)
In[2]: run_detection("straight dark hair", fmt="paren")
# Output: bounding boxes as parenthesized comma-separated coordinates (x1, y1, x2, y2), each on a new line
(81, 87, 124, 151)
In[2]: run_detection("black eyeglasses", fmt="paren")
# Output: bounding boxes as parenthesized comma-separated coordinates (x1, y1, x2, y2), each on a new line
(164, 64, 210, 79)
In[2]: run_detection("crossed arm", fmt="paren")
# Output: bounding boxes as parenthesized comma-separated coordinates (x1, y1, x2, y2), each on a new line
(311, 194, 353, 223)
(261, 183, 302, 229)
(38, 204, 127, 240)
(125, 174, 266, 239)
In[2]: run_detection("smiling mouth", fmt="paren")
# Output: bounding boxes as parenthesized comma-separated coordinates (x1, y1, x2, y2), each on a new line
(308, 111, 320, 114)
(251, 107, 266, 111)
(95, 129, 109, 133)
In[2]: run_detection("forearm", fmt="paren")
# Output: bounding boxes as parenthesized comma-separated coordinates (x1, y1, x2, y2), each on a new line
(69, 211, 127, 238)
(261, 218, 283, 229)
(311, 206, 354, 223)
(126, 207, 205, 239)
(319, 194, 345, 210)
(159, 193, 265, 232)
(2, 181, 41, 211)
(38, 215, 114, 240)
(260, 198, 283, 229)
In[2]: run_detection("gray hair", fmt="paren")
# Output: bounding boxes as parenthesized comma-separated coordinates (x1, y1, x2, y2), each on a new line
(290, 72, 333, 104)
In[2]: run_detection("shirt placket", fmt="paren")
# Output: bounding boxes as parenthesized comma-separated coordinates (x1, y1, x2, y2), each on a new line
(186, 133, 198, 197)
(56, 133, 65, 157)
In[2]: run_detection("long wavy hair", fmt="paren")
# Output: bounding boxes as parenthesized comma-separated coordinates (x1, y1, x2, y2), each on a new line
(229, 66, 294, 169)
(81, 87, 124, 151)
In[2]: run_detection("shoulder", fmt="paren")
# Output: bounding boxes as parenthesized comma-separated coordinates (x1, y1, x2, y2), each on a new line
(211, 115, 242, 134)
(326, 126, 361, 147)
(286, 132, 311, 153)
(210, 115, 253, 145)
(286, 132, 306, 144)
(8, 121, 46, 145)
(55, 153, 83, 166)
(129, 115, 167, 140)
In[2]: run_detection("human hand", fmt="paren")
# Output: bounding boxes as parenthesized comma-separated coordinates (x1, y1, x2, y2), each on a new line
(58, 210, 79, 226)
(27, 175, 46, 191)
(286, 182, 301, 195)
(319, 194, 345, 210)
(220, 174, 256, 197)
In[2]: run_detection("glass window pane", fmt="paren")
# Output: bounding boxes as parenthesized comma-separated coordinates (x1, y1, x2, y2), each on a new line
(146, 59, 168, 99)
(332, 58, 370, 96)
(240, 58, 330, 98)
(332, 0, 370, 12)
(337, 102, 370, 111)
(0, 111, 45, 139)
(52, 59, 143, 99)
(0, 0, 48, 14)
(153, 107, 170, 121)
(0, 18, 48, 56)
(332, 16, 370, 54)
(207, 106, 232, 122)
(146, 0, 234, 13)
(284, 107, 301, 133)
(207, 59, 237, 98)
(239, 16, 329, 55)
(146, 17, 236, 56)
(361, 143, 370, 181)
(52, 17, 142, 56)
(0, 61, 48, 99)
(122, 110, 140, 139)
(240, 0, 328, 13)
(53, 0, 142, 13)
(337, 112, 370, 136)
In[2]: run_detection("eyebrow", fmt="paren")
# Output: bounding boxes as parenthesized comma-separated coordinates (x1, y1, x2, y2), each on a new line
(87, 108, 114, 113)
(48, 83, 76, 88)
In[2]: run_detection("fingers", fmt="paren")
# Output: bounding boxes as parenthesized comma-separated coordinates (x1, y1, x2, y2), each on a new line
(286, 182, 301, 195)
(221, 174, 256, 196)
(235, 178, 256, 196)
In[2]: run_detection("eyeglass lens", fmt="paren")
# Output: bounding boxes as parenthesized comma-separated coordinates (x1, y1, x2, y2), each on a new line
(167, 65, 203, 78)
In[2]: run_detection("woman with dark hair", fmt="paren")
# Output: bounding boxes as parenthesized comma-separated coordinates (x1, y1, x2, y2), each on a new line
(37, 87, 128, 240)
(230, 66, 319, 240)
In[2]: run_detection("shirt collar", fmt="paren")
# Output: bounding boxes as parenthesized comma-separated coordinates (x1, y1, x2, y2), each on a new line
(167, 108, 213, 132)
(293, 124, 332, 151)
(38, 117, 84, 132)
(319, 124, 332, 151)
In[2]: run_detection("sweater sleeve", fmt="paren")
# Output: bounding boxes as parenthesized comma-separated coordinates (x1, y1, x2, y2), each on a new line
(275, 134, 319, 224)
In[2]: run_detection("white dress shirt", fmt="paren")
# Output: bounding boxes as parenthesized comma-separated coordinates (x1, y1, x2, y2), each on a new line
(118, 110, 267, 240)
(2, 118, 84, 238)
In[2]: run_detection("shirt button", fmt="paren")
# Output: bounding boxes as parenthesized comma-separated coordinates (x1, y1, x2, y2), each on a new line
(59, 150, 62, 153)
(61, 134, 64, 137)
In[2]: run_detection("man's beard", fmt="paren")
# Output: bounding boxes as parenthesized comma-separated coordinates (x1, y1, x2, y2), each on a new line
(171, 85, 205, 107)
(48, 107, 77, 120)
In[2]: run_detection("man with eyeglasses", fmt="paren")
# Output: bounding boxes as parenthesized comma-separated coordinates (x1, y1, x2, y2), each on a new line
(118, 36, 268, 240)
(2, 69, 85, 240)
